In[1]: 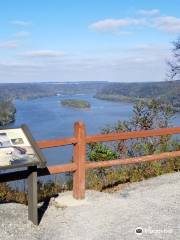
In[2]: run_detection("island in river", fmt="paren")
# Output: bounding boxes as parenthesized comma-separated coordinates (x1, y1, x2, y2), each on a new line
(0, 101, 16, 126)
(61, 99, 91, 109)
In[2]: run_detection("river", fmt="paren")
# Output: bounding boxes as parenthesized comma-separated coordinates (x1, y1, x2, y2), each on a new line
(10, 94, 180, 167)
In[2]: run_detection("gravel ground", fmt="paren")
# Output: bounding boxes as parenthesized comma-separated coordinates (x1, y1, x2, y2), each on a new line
(0, 172, 180, 240)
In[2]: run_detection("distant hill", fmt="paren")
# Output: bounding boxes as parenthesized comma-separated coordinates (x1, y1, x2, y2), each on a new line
(1, 81, 179, 112)
(0, 82, 108, 100)
(95, 80, 180, 112)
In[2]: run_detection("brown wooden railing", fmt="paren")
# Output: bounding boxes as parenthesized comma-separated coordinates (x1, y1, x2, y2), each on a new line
(0, 121, 180, 199)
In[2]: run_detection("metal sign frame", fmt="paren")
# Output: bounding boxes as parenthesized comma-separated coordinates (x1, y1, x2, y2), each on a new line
(21, 124, 47, 168)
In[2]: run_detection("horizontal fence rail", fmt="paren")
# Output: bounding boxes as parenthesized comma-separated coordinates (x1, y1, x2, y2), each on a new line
(86, 127, 180, 143)
(86, 151, 180, 169)
(0, 122, 180, 199)
(0, 163, 77, 183)
(38, 137, 77, 149)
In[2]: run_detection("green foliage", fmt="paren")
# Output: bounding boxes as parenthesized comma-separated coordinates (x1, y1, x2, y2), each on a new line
(95, 93, 140, 103)
(0, 100, 16, 126)
(87, 99, 180, 191)
(88, 143, 118, 162)
(87, 143, 118, 187)
(95, 80, 180, 112)
(61, 99, 91, 108)
(101, 99, 175, 157)
(87, 157, 180, 191)
(132, 99, 174, 129)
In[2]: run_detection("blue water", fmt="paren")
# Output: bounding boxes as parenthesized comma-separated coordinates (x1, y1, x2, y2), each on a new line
(10, 94, 180, 166)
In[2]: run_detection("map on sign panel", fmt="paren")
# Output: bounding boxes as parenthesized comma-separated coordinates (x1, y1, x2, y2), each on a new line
(0, 127, 41, 169)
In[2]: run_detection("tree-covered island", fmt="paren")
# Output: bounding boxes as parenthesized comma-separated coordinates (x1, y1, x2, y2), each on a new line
(0, 100, 16, 126)
(61, 99, 91, 109)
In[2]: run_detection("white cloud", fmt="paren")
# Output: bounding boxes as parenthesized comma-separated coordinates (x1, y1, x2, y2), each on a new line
(154, 16, 180, 33)
(90, 9, 180, 34)
(0, 40, 18, 49)
(0, 55, 167, 82)
(137, 9, 160, 16)
(89, 18, 145, 32)
(0, 62, 44, 69)
(15, 31, 30, 38)
(0, 43, 170, 82)
(11, 20, 31, 27)
(18, 50, 65, 58)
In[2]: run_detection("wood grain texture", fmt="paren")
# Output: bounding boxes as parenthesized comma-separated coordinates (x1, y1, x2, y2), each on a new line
(37, 137, 77, 148)
(73, 121, 86, 199)
(86, 127, 180, 143)
(86, 151, 180, 169)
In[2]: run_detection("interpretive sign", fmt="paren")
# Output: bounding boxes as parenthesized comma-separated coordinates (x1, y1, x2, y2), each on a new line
(0, 125, 46, 170)
(0, 125, 46, 225)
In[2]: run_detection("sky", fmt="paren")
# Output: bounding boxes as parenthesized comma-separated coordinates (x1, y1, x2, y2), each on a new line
(0, 0, 180, 83)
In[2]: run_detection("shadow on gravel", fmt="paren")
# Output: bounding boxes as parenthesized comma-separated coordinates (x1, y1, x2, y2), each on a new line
(38, 194, 58, 224)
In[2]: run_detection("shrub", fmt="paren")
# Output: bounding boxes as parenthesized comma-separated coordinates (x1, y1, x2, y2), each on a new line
(87, 99, 180, 191)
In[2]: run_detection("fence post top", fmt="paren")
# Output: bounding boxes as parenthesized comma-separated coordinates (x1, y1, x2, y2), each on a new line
(74, 121, 85, 127)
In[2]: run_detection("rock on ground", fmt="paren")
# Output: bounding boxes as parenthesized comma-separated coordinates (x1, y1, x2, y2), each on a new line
(0, 172, 180, 240)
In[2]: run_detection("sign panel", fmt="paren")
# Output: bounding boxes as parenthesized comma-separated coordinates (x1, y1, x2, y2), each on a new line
(0, 125, 46, 170)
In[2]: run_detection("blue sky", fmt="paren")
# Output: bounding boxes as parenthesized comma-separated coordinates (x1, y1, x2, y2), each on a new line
(0, 0, 180, 83)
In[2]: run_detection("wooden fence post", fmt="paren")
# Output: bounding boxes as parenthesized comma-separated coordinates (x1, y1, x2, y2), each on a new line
(73, 121, 86, 199)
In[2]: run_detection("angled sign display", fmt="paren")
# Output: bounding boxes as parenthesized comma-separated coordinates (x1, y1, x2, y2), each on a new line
(0, 124, 46, 170)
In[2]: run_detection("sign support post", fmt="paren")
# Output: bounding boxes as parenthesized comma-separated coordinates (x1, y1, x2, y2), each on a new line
(27, 166, 38, 225)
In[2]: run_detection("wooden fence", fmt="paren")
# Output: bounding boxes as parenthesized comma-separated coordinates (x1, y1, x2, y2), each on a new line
(0, 121, 180, 200)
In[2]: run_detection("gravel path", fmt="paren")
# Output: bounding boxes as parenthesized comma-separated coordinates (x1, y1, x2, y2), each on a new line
(0, 172, 180, 240)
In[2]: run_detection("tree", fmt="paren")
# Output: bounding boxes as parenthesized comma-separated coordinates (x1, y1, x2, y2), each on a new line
(167, 37, 180, 81)
(0, 100, 16, 126)
(101, 99, 174, 157)
(87, 100, 179, 190)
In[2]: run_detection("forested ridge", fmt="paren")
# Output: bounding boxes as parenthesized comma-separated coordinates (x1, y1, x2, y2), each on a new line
(0, 82, 108, 100)
(95, 80, 180, 112)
